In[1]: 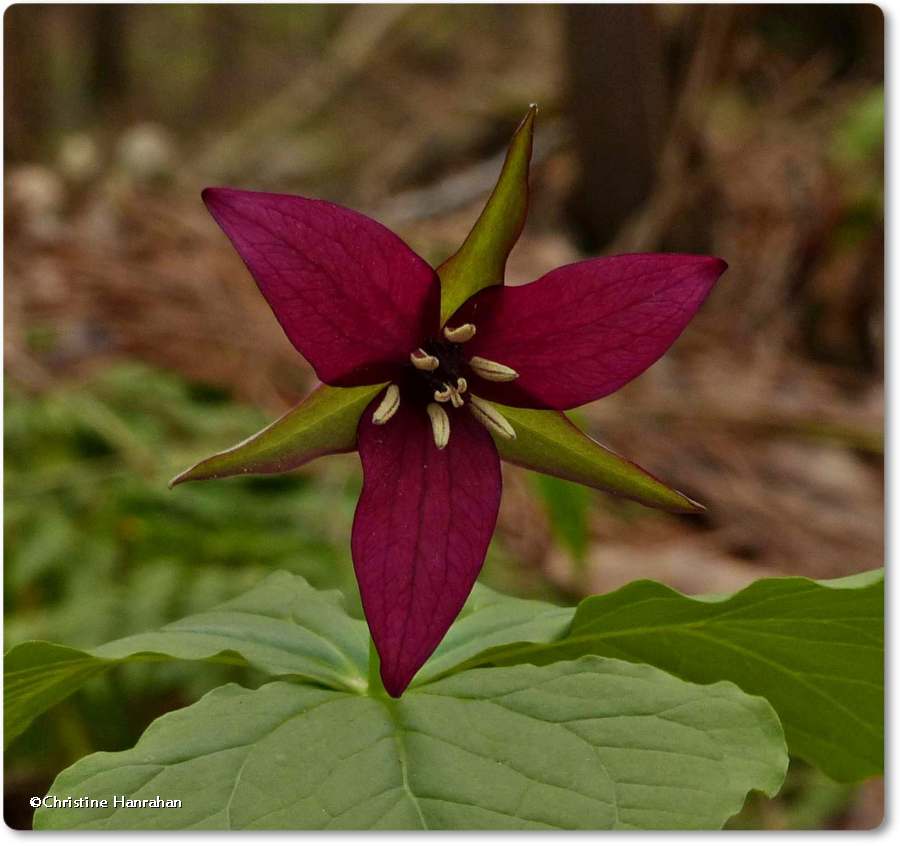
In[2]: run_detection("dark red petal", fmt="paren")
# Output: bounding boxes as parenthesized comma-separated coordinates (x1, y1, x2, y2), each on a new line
(352, 399, 501, 697)
(203, 188, 439, 386)
(457, 253, 727, 409)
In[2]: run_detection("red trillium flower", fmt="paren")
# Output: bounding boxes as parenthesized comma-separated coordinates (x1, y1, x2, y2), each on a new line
(173, 107, 727, 697)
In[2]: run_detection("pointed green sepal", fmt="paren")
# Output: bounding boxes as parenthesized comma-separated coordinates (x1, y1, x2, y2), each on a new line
(170, 382, 386, 487)
(492, 404, 705, 513)
(437, 105, 537, 324)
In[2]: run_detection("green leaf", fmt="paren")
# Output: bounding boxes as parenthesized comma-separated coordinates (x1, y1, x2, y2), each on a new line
(412, 583, 571, 686)
(35, 659, 787, 830)
(495, 404, 704, 513)
(4, 572, 368, 746)
(6, 577, 570, 745)
(169, 382, 384, 486)
(463, 570, 884, 782)
(436, 105, 536, 324)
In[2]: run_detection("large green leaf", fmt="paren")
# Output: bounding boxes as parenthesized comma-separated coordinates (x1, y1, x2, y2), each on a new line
(34, 659, 787, 830)
(460, 570, 884, 782)
(169, 382, 384, 486)
(436, 106, 536, 324)
(495, 404, 703, 513)
(4, 572, 369, 746)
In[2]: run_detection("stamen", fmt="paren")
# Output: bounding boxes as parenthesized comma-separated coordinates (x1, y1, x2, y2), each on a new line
(448, 384, 464, 408)
(427, 403, 450, 449)
(372, 384, 400, 425)
(468, 394, 516, 440)
(410, 348, 439, 371)
(469, 356, 519, 382)
(443, 323, 476, 343)
(434, 385, 452, 403)
(456, 377, 467, 394)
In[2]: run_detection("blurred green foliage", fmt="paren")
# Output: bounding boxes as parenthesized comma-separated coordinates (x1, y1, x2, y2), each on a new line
(5, 364, 364, 645)
(531, 474, 592, 566)
(829, 85, 884, 252)
(4, 364, 365, 783)
(830, 85, 884, 168)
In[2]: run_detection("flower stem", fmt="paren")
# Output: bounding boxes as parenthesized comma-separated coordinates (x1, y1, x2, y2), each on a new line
(367, 636, 387, 697)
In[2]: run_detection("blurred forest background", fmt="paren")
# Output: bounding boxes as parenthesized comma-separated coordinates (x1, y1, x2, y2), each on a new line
(3, 3, 883, 830)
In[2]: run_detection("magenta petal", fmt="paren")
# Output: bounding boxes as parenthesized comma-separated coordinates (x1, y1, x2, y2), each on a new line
(352, 400, 501, 697)
(458, 253, 727, 409)
(203, 188, 439, 386)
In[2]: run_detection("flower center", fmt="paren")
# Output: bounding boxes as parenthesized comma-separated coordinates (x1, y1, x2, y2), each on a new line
(415, 338, 468, 407)
(372, 323, 519, 448)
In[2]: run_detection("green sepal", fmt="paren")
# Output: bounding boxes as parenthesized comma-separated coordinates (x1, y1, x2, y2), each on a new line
(493, 404, 704, 513)
(169, 382, 386, 486)
(437, 105, 536, 324)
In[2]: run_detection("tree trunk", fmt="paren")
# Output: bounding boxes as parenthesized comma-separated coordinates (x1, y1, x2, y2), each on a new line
(565, 5, 668, 247)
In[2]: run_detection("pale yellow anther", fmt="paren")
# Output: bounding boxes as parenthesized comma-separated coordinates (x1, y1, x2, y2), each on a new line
(469, 356, 519, 382)
(410, 349, 439, 371)
(456, 377, 468, 394)
(427, 403, 450, 449)
(372, 384, 400, 425)
(434, 385, 452, 403)
(443, 323, 476, 343)
(448, 385, 465, 408)
(468, 394, 516, 440)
